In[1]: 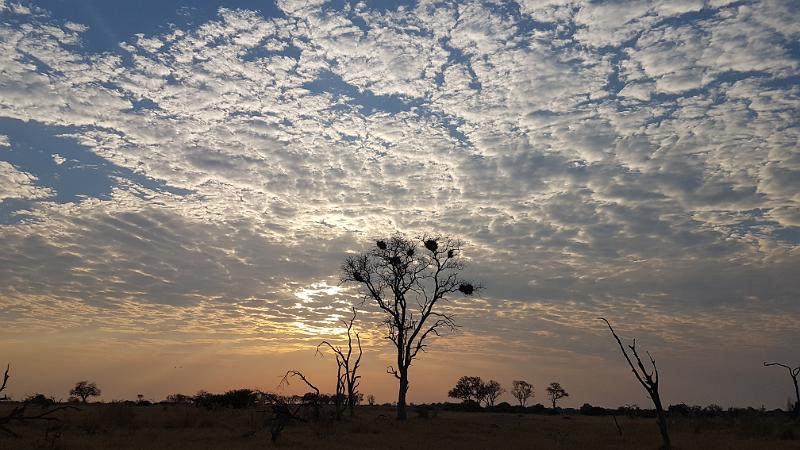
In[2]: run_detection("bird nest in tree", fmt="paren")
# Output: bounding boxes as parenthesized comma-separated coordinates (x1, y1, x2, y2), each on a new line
(458, 283, 474, 295)
(353, 272, 365, 282)
(424, 239, 438, 252)
(376, 240, 387, 250)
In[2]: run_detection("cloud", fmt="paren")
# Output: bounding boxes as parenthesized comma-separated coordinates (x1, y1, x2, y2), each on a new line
(0, 0, 797, 406)
(0, 161, 53, 202)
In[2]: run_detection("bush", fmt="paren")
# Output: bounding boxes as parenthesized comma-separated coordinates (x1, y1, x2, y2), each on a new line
(164, 393, 194, 404)
(579, 403, 607, 416)
(488, 402, 523, 414)
(527, 403, 548, 414)
(438, 401, 482, 412)
(669, 403, 691, 417)
(24, 393, 56, 407)
(194, 389, 259, 409)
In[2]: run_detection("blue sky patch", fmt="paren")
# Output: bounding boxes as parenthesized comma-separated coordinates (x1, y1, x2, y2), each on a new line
(0, 117, 191, 222)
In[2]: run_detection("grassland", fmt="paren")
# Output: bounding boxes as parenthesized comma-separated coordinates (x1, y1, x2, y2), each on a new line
(1, 403, 798, 449)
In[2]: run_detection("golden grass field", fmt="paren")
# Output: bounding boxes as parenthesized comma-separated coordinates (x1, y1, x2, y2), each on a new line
(1, 403, 798, 449)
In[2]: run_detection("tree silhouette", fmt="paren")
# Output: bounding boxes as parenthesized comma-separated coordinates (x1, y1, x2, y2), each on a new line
(70, 381, 101, 403)
(511, 380, 534, 407)
(341, 234, 480, 420)
(600, 318, 670, 450)
(763, 361, 800, 419)
(546, 382, 569, 409)
(447, 376, 483, 404)
(481, 380, 504, 407)
(317, 307, 363, 418)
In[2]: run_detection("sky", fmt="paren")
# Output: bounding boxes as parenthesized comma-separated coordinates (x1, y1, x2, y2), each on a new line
(0, 0, 798, 409)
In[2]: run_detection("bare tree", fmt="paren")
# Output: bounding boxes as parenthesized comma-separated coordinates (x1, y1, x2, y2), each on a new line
(763, 361, 800, 419)
(317, 307, 363, 418)
(1, 364, 77, 437)
(600, 318, 670, 450)
(482, 380, 504, 407)
(70, 381, 101, 403)
(341, 234, 480, 420)
(511, 380, 534, 407)
(546, 382, 569, 410)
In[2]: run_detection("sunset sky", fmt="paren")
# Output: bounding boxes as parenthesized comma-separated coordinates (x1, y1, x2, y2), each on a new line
(0, 0, 798, 409)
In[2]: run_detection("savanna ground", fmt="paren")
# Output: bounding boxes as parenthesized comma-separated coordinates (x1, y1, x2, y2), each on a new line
(1, 403, 798, 450)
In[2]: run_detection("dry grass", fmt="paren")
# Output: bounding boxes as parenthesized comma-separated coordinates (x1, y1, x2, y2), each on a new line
(1, 404, 798, 449)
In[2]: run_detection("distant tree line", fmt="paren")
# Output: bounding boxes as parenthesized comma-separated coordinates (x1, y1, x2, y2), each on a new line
(448, 377, 569, 411)
(159, 388, 366, 411)
(442, 374, 790, 420)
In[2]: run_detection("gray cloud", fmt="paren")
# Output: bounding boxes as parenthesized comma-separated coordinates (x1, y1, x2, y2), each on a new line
(0, 0, 798, 406)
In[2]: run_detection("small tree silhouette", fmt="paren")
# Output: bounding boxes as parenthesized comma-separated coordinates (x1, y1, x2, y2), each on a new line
(341, 234, 481, 420)
(546, 382, 569, 409)
(448, 376, 483, 404)
(763, 361, 800, 419)
(317, 307, 363, 418)
(481, 380, 504, 407)
(511, 380, 534, 407)
(70, 381, 101, 403)
(600, 318, 670, 450)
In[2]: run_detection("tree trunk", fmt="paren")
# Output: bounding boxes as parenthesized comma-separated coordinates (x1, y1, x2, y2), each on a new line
(397, 371, 409, 421)
(652, 393, 671, 450)
(348, 384, 356, 417)
(793, 376, 800, 419)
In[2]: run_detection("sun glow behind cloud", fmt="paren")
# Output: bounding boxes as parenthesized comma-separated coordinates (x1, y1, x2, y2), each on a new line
(0, 0, 797, 407)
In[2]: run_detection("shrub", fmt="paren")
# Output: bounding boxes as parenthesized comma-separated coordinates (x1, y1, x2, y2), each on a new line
(164, 393, 194, 404)
(579, 403, 607, 416)
(24, 393, 56, 407)
(194, 389, 258, 409)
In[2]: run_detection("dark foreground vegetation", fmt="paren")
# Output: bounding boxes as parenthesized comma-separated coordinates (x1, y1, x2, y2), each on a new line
(0, 401, 798, 450)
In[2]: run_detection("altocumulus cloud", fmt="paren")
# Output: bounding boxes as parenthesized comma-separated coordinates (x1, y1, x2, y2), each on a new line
(0, 0, 798, 406)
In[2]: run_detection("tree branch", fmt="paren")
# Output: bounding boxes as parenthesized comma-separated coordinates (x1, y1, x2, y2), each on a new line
(280, 370, 320, 397)
(600, 318, 650, 391)
(0, 364, 8, 394)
